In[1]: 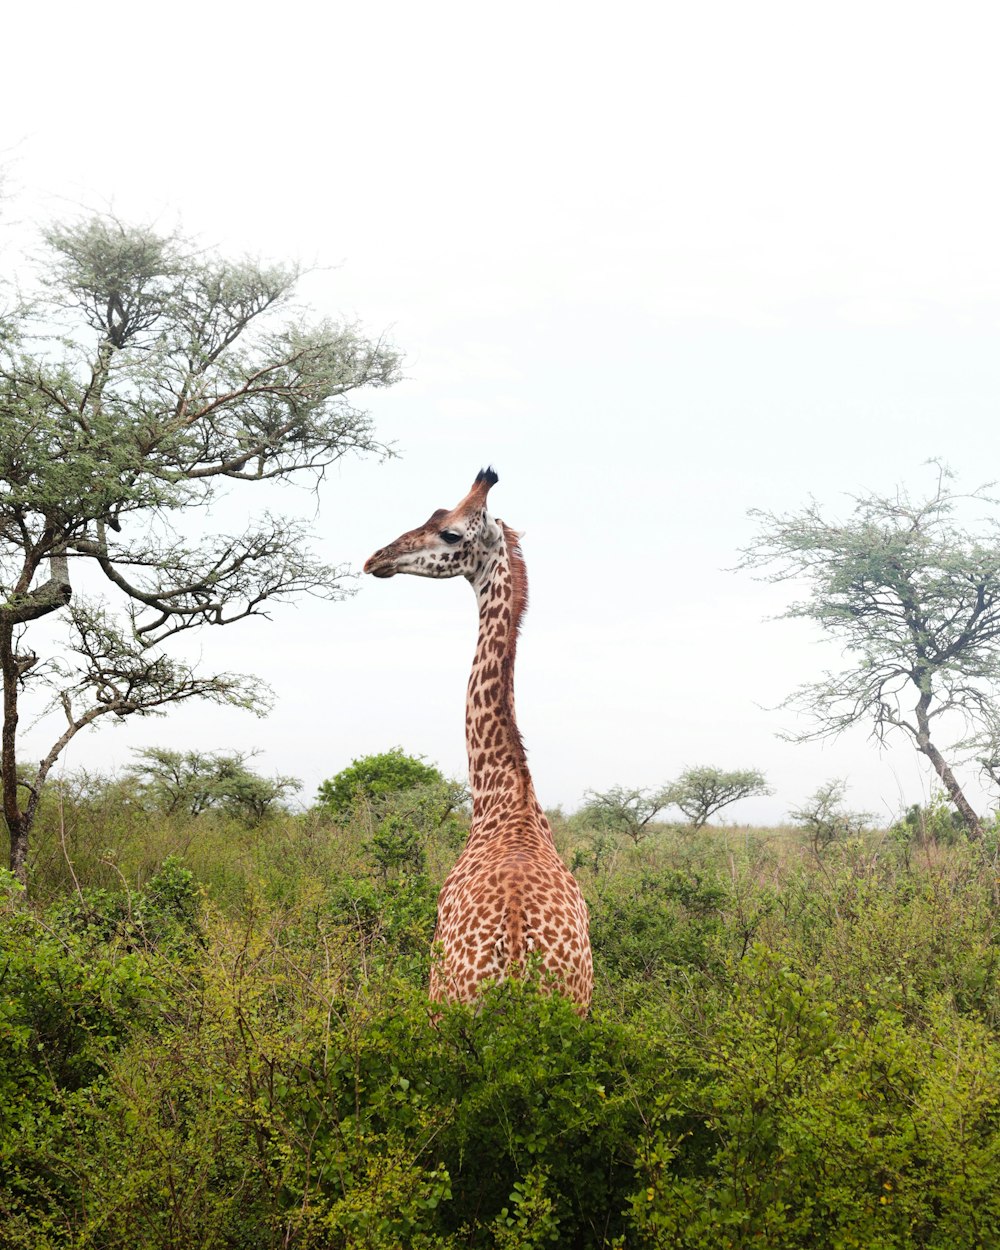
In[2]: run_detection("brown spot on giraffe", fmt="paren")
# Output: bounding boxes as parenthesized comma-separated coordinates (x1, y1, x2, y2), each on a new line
(363, 468, 593, 1014)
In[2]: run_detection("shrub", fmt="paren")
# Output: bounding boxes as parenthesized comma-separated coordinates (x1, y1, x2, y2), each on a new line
(889, 792, 967, 856)
(590, 870, 725, 986)
(5, 799, 1000, 1247)
(317, 748, 460, 819)
(789, 779, 872, 856)
(629, 948, 1000, 1249)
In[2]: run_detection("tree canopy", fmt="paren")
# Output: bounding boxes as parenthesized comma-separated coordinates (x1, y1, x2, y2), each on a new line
(577, 785, 674, 844)
(127, 747, 301, 825)
(788, 779, 873, 856)
(316, 748, 452, 819)
(667, 766, 773, 830)
(0, 214, 400, 881)
(579, 769, 771, 838)
(740, 465, 1000, 836)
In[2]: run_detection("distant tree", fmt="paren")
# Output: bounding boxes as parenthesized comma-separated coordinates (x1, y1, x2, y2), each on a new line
(213, 757, 303, 826)
(317, 748, 466, 820)
(577, 785, 674, 845)
(666, 766, 772, 830)
(128, 748, 222, 817)
(788, 779, 872, 856)
(128, 747, 300, 824)
(0, 214, 399, 882)
(740, 464, 1000, 838)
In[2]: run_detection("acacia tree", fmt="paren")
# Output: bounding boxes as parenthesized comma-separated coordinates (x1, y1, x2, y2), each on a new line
(788, 779, 872, 857)
(666, 766, 772, 830)
(740, 466, 1000, 838)
(0, 215, 400, 881)
(127, 747, 301, 823)
(577, 785, 674, 844)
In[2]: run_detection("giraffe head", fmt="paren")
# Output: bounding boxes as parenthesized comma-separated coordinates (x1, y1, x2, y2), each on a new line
(364, 468, 503, 580)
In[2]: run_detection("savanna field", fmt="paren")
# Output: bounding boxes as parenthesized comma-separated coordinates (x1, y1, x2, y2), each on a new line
(4, 208, 1000, 1250)
(3, 775, 1000, 1250)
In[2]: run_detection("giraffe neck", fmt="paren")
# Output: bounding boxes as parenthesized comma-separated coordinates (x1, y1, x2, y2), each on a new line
(465, 524, 537, 825)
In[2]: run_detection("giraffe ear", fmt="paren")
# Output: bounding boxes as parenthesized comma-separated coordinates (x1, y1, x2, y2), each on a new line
(482, 514, 503, 548)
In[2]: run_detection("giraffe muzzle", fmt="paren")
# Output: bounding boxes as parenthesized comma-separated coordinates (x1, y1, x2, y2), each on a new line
(363, 549, 397, 578)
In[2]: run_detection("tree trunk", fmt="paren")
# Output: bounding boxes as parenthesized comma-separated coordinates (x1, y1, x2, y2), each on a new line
(0, 622, 28, 882)
(0, 550, 72, 885)
(7, 812, 28, 884)
(915, 699, 984, 839)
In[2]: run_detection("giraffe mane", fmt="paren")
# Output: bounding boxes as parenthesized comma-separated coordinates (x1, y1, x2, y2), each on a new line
(499, 521, 530, 780)
(501, 521, 528, 645)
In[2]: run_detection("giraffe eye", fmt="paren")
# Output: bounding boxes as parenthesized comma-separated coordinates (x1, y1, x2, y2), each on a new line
(440, 530, 462, 545)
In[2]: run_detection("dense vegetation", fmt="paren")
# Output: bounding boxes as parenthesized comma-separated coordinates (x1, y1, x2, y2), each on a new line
(3, 777, 1000, 1248)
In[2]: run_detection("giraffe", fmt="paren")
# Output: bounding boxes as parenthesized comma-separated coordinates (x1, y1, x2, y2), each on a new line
(363, 468, 593, 1014)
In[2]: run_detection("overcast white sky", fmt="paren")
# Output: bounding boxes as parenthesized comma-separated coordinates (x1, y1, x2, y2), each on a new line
(4, 1, 1000, 825)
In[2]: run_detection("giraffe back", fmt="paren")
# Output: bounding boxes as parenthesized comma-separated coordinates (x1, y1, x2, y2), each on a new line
(429, 810, 593, 1012)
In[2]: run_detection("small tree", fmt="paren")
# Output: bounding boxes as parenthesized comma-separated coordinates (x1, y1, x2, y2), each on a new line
(316, 748, 460, 819)
(740, 464, 1000, 838)
(0, 214, 399, 881)
(666, 766, 772, 829)
(212, 757, 302, 826)
(789, 779, 872, 856)
(318, 749, 468, 880)
(577, 785, 673, 845)
(128, 747, 300, 824)
(128, 747, 223, 817)
(569, 831, 620, 878)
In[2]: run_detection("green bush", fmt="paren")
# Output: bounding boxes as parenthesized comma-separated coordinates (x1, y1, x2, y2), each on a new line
(589, 869, 726, 986)
(46, 854, 202, 952)
(889, 792, 968, 856)
(5, 798, 1000, 1247)
(0, 872, 163, 1239)
(317, 748, 459, 819)
(324, 873, 439, 980)
(630, 949, 1000, 1249)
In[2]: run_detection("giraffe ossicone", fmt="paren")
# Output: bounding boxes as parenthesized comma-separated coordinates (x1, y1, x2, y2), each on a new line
(364, 468, 594, 1014)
